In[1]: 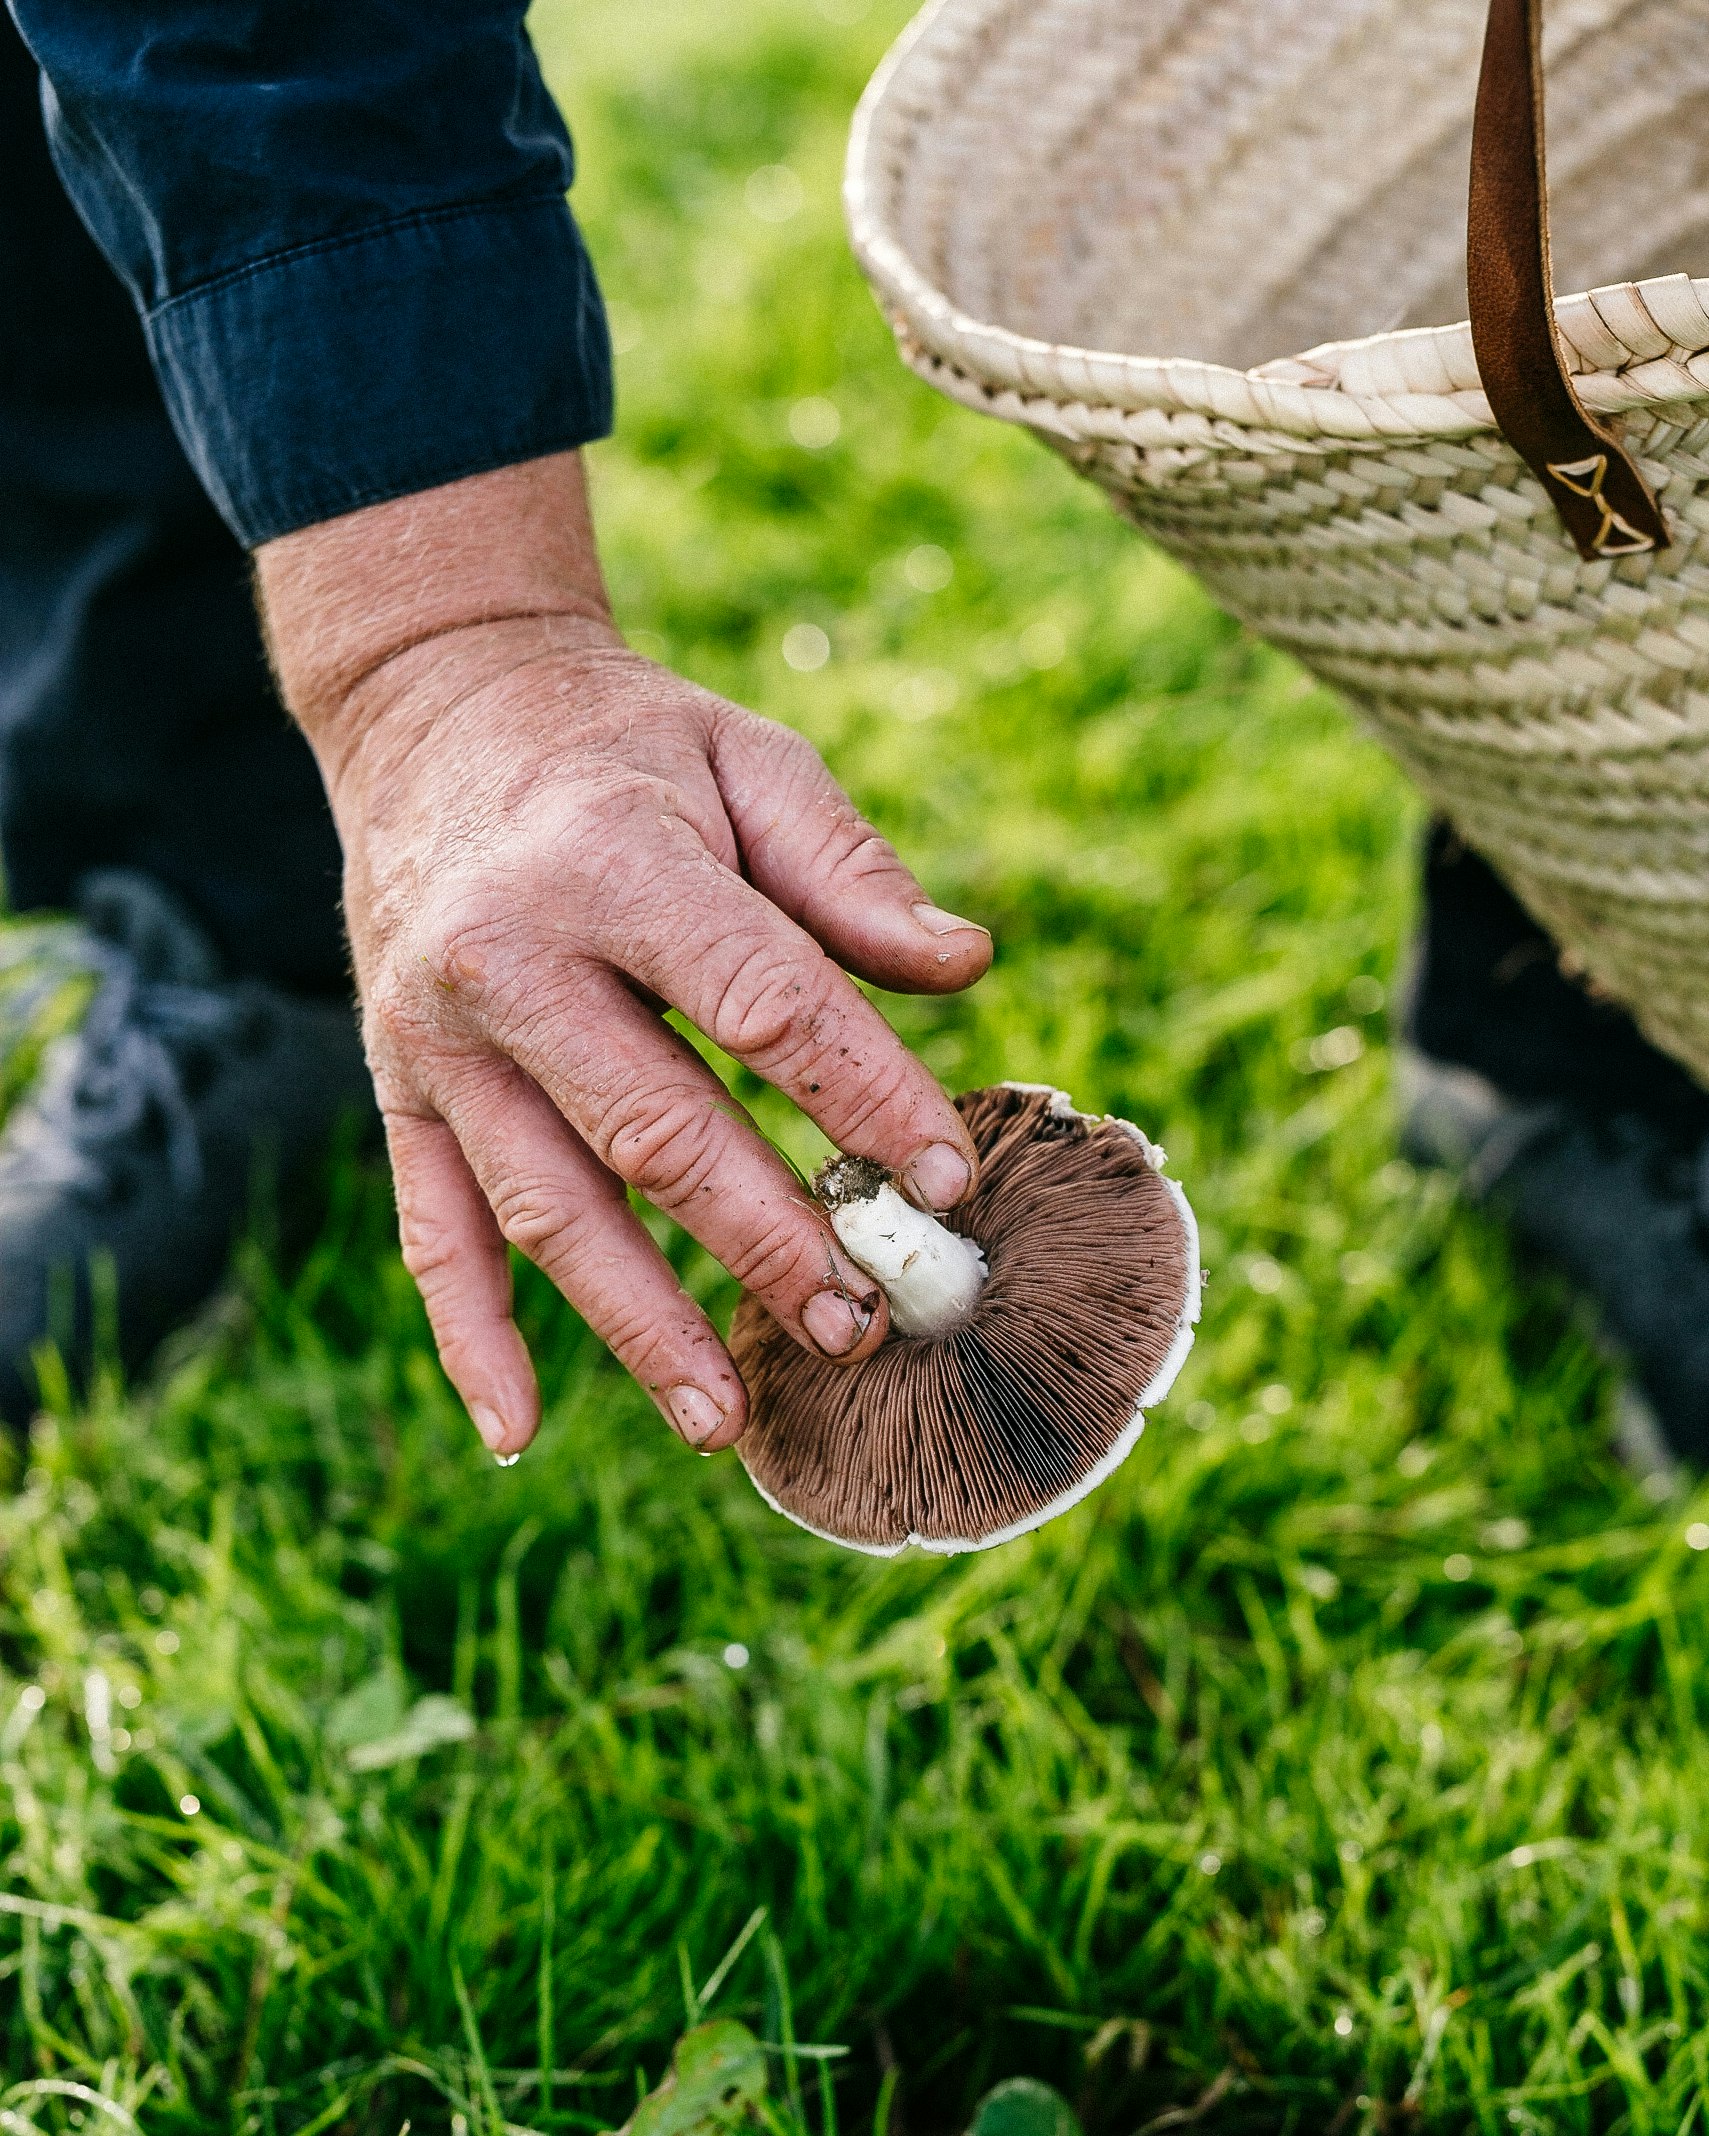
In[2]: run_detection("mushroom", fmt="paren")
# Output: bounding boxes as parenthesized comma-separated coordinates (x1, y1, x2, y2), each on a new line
(730, 1082, 1200, 1555)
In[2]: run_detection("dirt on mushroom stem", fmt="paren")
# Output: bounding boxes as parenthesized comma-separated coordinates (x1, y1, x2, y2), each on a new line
(814, 1153, 892, 1210)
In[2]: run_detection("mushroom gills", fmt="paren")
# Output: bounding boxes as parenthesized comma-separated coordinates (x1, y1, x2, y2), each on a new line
(731, 1085, 1201, 1557)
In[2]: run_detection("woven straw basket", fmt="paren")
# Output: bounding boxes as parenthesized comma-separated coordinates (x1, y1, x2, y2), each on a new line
(847, 0, 1709, 1085)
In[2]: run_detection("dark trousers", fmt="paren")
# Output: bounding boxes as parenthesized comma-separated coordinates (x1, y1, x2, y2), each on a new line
(1412, 825, 1709, 1130)
(0, 17, 345, 997)
(2, 18, 1701, 1115)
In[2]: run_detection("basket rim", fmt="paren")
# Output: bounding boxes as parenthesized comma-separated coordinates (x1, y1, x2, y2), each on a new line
(845, 0, 1709, 451)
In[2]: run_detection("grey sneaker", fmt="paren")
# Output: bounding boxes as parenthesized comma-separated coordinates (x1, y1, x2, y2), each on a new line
(0, 871, 373, 1427)
(1399, 1045, 1709, 1470)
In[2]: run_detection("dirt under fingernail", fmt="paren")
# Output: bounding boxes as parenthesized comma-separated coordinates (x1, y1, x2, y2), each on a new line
(802, 1287, 872, 1357)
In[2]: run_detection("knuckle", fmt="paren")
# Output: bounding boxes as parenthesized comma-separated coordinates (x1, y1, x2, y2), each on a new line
(364, 900, 501, 1046)
(392, 876, 503, 982)
(591, 1302, 672, 1373)
(819, 1050, 916, 1142)
(830, 826, 907, 887)
(489, 1178, 577, 1262)
(491, 976, 587, 1069)
(737, 724, 846, 833)
(762, 720, 830, 786)
(431, 905, 510, 995)
(548, 770, 679, 871)
(710, 940, 833, 1064)
(426, 904, 558, 1035)
(724, 1214, 829, 1298)
(418, 922, 594, 1063)
(784, 802, 876, 882)
(595, 1089, 723, 1205)
(396, 1204, 464, 1296)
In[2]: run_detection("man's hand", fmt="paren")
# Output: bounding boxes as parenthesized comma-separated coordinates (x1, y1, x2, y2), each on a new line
(255, 452, 991, 1461)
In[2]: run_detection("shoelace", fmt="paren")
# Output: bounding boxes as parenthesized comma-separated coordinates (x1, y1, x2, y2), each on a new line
(5, 934, 253, 1201)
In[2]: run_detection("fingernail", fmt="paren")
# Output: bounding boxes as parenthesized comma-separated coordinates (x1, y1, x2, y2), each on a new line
(667, 1385, 727, 1448)
(802, 1286, 875, 1358)
(912, 901, 989, 939)
(471, 1403, 510, 1456)
(903, 1142, 973, 1211)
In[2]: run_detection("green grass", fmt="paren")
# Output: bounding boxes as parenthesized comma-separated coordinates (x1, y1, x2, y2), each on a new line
(5, 1, 1709, 2129)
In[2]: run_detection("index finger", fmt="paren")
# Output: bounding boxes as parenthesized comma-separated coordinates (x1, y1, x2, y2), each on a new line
(603, 841, 978, 1211)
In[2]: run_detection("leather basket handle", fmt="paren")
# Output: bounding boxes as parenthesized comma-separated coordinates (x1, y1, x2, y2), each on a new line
(1467, 0, 1668, 559)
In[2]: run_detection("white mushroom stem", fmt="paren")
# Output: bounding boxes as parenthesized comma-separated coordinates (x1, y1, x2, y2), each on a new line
(829, 1181, 988, 1339)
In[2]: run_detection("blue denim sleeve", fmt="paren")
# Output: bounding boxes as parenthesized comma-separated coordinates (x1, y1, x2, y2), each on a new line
(6, 1, 613, 546)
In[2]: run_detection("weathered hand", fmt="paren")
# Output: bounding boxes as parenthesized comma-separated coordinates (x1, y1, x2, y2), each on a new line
(256, 453, 991, 1460)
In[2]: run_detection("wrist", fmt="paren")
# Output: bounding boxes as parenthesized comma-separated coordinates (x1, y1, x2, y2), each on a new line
(254, 449, 621, 779)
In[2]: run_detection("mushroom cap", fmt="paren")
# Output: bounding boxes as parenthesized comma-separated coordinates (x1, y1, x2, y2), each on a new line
(730, 1083, 1200, 1556)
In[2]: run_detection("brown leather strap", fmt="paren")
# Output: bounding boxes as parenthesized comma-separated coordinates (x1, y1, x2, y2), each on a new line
(1467, 0, 1667, 559)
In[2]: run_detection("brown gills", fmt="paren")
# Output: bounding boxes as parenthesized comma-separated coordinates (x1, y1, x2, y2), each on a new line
(731, 1084, 1193, 1554)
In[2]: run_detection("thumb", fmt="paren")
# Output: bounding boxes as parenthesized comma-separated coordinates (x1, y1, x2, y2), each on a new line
(710, 708, 992, 994)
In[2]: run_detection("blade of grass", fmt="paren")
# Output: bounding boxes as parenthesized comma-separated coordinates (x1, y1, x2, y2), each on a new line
(495, 1518, 542, 1725)
(872, 2069, 898, 2136)
(698, 1907, 767, 2017)
(539, 1835, 556, 2122)
(452, 1958, 504, 2136)
(763, 1930, 803, 2127)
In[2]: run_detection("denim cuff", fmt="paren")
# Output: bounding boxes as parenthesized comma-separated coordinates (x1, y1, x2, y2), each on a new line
(143, 192, 613, 548)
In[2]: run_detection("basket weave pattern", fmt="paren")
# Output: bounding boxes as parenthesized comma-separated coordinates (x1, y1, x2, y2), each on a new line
(849, 0, 1709, 1083)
